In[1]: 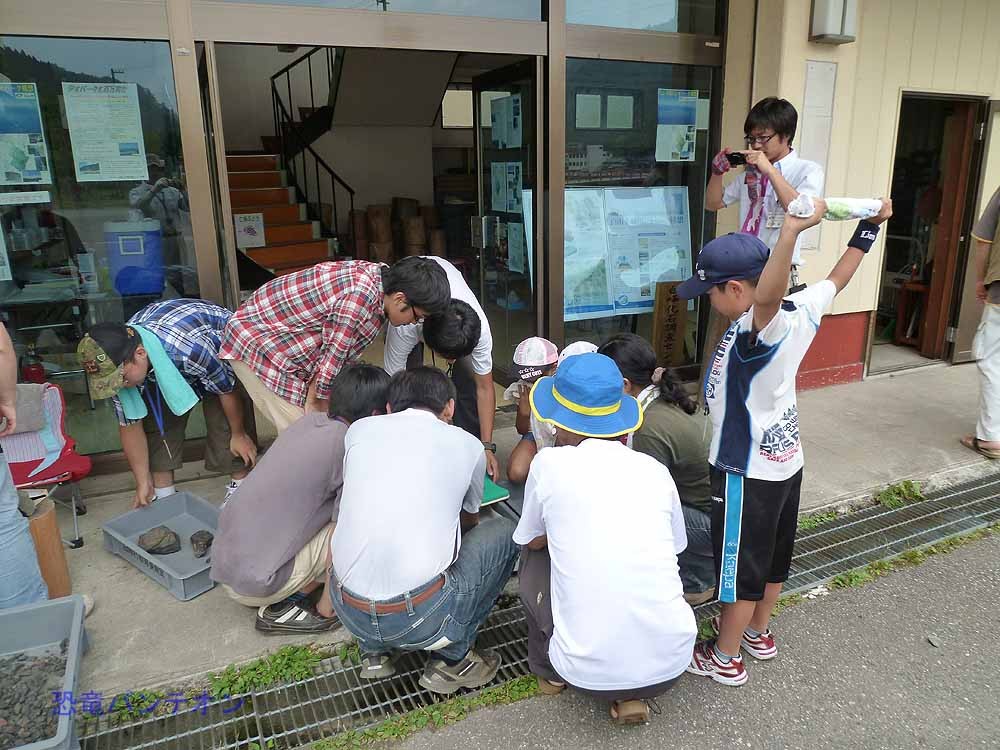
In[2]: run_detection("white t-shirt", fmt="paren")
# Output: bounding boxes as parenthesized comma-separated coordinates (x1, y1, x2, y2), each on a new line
(384, 256, 493, 376)
(332, 408, 486, 600)
(513, 439, 696, 691)
(722, 149, 824, 265)
(704, 280, 836, 481)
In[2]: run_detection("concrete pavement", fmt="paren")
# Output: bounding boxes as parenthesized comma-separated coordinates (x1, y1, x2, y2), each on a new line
(60, 360, 998, 697)
(396, 533, 1000, 750)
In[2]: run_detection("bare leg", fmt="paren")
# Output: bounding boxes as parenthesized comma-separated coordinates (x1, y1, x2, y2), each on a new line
(152, 470, 175, 489)
(716, 600, 756, 656)
(749, 582, 783, 633)
(314, 545, 334, 618)
(506, 439, 537, 484)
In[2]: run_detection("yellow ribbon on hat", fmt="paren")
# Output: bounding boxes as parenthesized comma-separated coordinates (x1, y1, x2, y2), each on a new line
(551, 385, 621, 416)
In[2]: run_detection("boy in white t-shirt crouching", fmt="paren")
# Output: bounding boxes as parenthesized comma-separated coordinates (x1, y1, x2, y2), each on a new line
(514, 353, 696, 725)
(677, 197, 892, 687)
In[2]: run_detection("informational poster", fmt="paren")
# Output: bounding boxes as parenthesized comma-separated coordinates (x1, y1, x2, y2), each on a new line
(490, 94, 522, 149)
(606, 95, 635, 129)
(506, 162, 523, 214)
(490, 162, 507, 212)
(562, 186, 692, 321)
(655, 88, 699, 162)
(63, 83, 148, 182)
(234, 212, 266, 249)
(575, 94, 602, 129)
(0, 190, 50, 205)
(0, 227, 13, 282)
(564, 188, 615, 321)
(507, 221, 525, 274)
(0, 83, 51, 186)
(523, 189, 534, 288)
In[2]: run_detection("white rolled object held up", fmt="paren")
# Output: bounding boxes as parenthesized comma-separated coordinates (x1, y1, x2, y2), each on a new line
(788, 195, 883, 221)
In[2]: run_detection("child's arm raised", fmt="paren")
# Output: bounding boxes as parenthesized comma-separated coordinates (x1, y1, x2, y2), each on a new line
(752, 197, 826, 331)
(827, 199, 893, 295)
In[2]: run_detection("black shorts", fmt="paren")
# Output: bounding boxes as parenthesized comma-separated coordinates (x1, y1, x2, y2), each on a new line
(710, 467, 803, 603)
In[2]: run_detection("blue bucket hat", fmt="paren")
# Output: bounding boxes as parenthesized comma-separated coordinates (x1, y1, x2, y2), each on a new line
(529, 353, 642, 438)
(677, 232, 771, 299)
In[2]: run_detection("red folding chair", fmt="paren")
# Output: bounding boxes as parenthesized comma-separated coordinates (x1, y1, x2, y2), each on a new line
(1, 383, 92, 548)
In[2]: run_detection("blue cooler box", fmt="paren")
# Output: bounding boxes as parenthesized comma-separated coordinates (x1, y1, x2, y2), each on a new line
(104, 220, 165, 296)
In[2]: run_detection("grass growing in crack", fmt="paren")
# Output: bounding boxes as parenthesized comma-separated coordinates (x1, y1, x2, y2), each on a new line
(337, 641, 361, 666)
(798, 510, 839, 532)
(874, 479, 924, 510)
(830, 522, 1000, 590)
(310, 675, 539, 749)
(208, 644, 329, 699)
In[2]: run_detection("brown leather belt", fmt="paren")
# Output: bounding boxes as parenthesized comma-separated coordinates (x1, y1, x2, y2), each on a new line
(340, 575, 445, 614)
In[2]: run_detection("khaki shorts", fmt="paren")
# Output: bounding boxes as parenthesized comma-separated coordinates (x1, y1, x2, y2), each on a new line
(145, 383, 257, 475)
(224, 523, 334, 608)
(228, 359, 305, 434)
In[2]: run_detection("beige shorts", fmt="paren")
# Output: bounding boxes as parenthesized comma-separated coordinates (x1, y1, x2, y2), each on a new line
(224, 523, 334, 608)
(228, 358, 305, 434)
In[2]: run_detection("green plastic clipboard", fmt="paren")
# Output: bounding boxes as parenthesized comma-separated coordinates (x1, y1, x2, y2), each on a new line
(482, 476, 511, 507)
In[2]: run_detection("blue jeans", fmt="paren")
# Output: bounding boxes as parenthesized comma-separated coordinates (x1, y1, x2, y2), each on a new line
(0, 453, 48, 609)
(331, 515, 518, 663)
(678, 504, 715, 594)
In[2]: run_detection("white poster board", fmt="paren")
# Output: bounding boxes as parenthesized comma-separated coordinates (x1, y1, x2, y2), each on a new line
(507, 221, 525, 274)
(63, 83, 148, 182)
(505, 162, 523, 214)
(0, 83, 51, 186)
(234, 212, 266, 249)
(655, 88, 699, 162)
(544, 187, 692, 322)
(490, 162, 507, 212)
(0, 225, 13, 281)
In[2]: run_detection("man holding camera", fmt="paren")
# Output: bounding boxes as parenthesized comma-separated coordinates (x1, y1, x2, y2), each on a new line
(130, 153, 189, 269)
(706, 97, 824, 281)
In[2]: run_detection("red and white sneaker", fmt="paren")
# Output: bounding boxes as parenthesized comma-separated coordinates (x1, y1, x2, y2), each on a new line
(686, 641, 748, 686)
(710, 615, 778, 661)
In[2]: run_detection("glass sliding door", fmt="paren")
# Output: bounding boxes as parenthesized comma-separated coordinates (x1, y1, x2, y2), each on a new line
(0, 36, 206, 454)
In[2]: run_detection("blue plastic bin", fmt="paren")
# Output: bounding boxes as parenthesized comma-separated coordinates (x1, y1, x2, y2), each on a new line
(103, 220, 164, 296)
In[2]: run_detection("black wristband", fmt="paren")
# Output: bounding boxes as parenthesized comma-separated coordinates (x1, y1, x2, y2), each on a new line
(849, 220, 880, 254)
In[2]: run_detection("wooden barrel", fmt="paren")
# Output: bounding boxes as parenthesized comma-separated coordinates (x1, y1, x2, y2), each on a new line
(366, 205, 392, 244)
(403, 216, 426, 248)
(420, 205, 440, 229)
(392, 197, 420, 221)
(29, 498, 71, 599)
(369, 241, 395, 264)
(404, 244, 426, 257)
(429, 228, 447, 257)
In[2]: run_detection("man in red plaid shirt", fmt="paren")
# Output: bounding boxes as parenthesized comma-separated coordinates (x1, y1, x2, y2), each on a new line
(220, 258, 449, 432)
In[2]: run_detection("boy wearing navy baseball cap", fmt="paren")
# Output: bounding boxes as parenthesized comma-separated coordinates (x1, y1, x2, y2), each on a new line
(680, 197, 893, 687)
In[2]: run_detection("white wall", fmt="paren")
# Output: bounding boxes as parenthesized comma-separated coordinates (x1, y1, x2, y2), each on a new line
(215, 43, 330, 152)
(312, 126, 435, 228)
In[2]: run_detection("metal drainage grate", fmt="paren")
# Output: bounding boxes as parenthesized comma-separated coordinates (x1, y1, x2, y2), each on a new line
(80, 473, 1000, 749)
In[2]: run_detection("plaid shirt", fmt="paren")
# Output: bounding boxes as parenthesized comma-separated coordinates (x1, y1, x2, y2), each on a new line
(219, 261, 386, 407)
(112, 299, 235, 426)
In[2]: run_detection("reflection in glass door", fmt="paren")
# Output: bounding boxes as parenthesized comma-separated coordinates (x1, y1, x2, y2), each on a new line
(472, 60, 536, 379)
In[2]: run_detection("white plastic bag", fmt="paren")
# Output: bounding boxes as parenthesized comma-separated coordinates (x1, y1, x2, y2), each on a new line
(788, 195, 882, 221)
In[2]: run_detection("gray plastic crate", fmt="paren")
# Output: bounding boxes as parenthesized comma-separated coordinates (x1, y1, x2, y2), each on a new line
(102, 491, 219, 601)
(0, 595, 86, 750)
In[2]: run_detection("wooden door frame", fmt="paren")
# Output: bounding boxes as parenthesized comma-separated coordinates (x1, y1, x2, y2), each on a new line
(920, 99, 978, 359)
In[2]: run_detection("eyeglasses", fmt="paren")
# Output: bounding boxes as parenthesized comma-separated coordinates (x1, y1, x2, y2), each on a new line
(744, 132, 776, 147)
(403, 303, 425, 324)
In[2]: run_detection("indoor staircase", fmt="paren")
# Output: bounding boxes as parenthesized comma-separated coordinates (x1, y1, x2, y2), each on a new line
(225, 153, 333, 277)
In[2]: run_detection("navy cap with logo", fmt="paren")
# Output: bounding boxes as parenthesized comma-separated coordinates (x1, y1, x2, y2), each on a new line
(677, 232, 771, 300)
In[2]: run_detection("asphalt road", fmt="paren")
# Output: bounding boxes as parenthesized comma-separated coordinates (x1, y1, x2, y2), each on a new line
(396, 533, 1000, 750)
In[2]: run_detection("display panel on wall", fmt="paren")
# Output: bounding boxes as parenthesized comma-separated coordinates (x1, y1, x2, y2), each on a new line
(0, 36, 208, 455)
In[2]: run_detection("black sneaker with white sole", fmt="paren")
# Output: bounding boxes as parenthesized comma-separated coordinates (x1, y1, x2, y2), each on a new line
(255, 593, 339, 635)
(418, 649, 501, 695)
